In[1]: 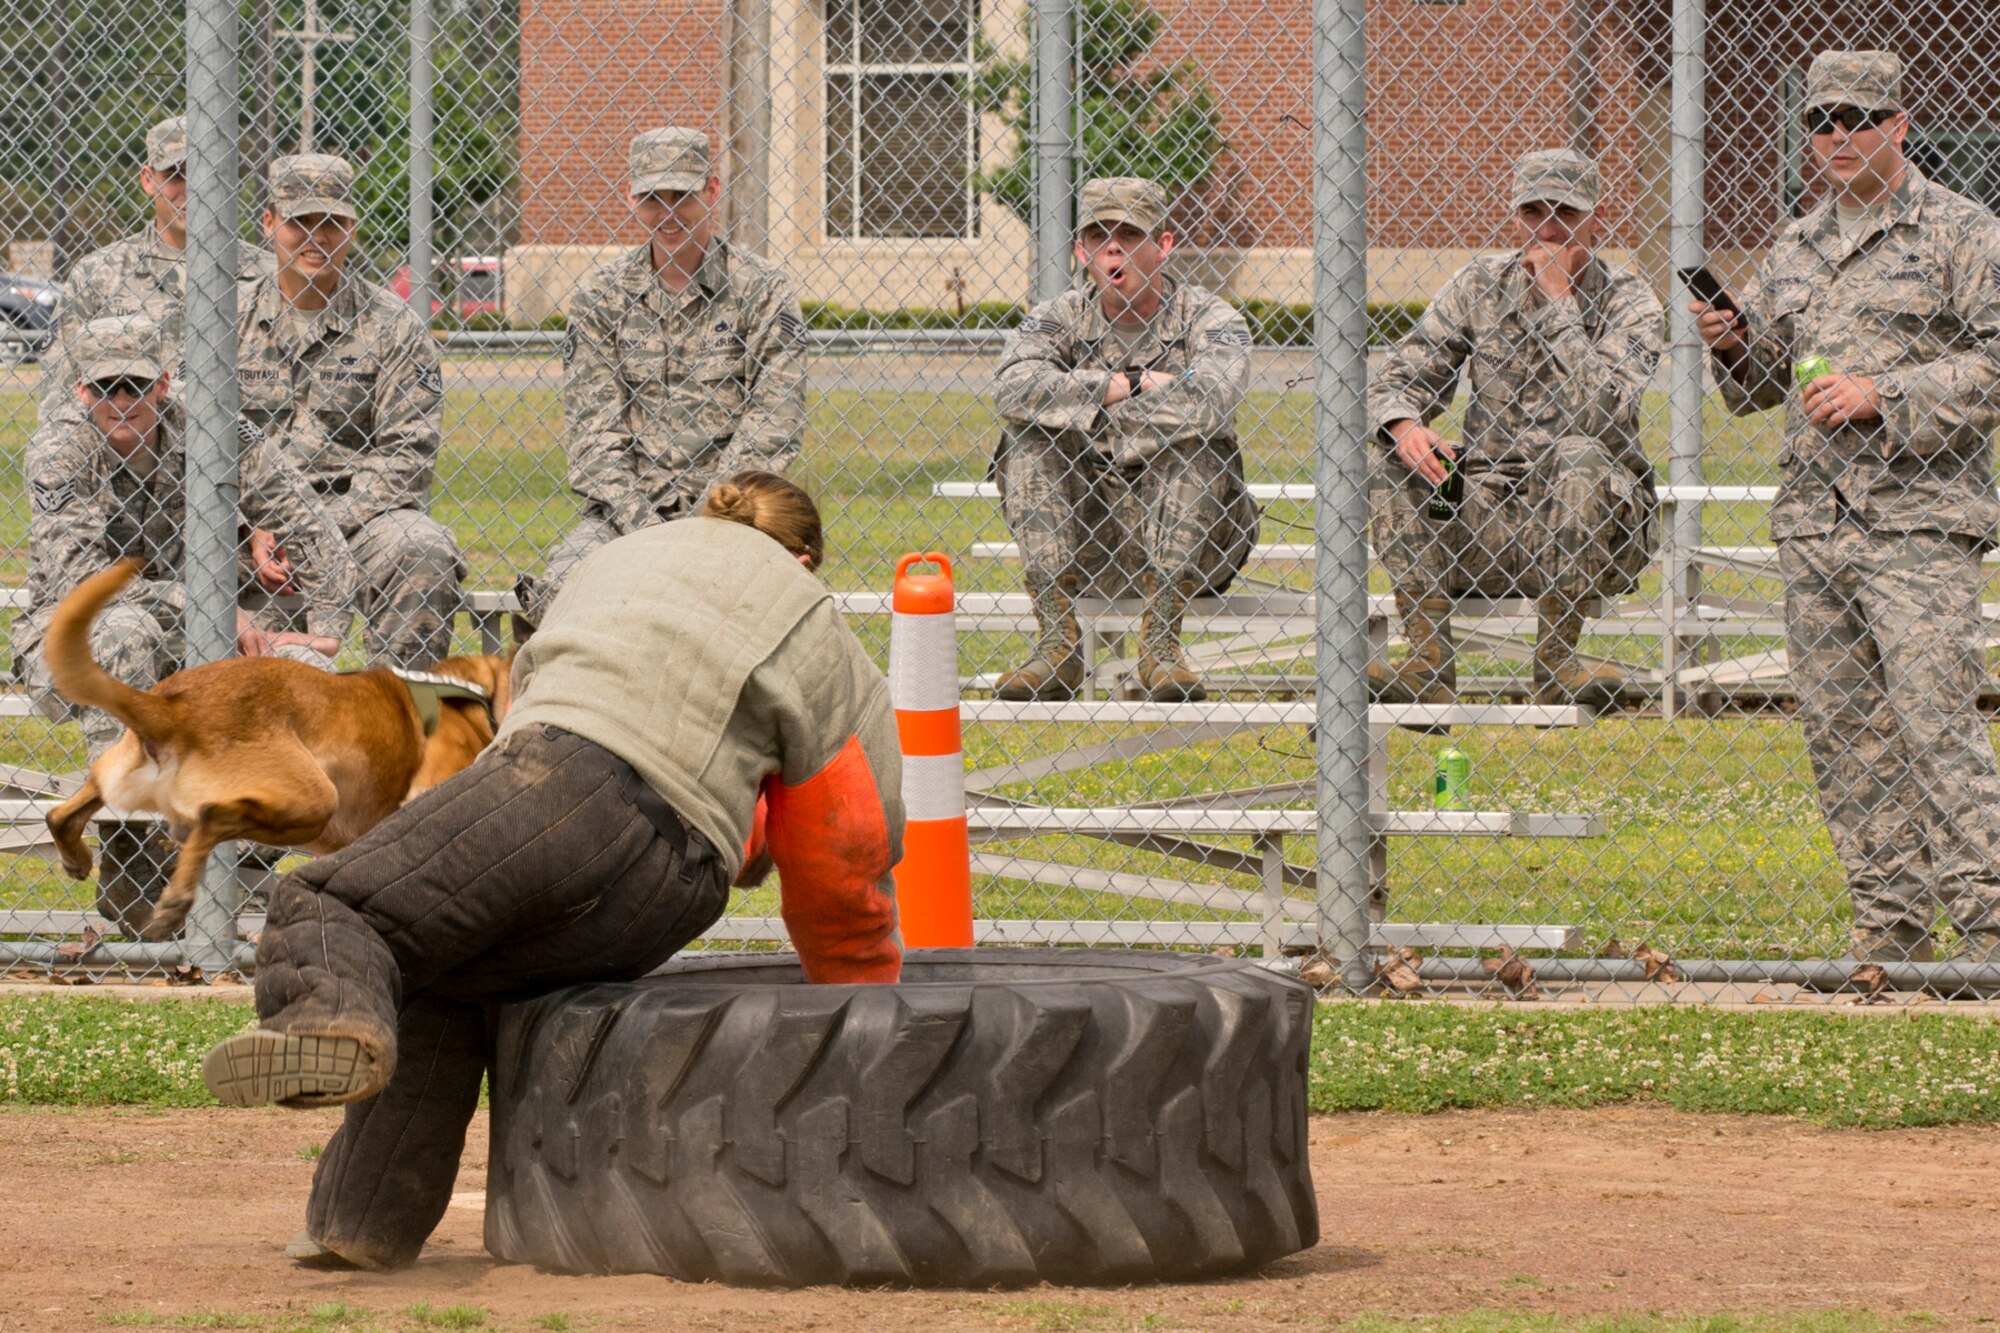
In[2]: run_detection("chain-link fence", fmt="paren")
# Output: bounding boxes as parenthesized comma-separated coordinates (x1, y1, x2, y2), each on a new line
(1, 0, 1998, 1003)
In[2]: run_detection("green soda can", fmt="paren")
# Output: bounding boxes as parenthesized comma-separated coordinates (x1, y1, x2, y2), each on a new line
(1433, 747, 1470, 810)
(1794, 354, 1833, 390)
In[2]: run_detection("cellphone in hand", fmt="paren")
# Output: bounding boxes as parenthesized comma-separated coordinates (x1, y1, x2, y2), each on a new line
(1676, 265, 1741, 316)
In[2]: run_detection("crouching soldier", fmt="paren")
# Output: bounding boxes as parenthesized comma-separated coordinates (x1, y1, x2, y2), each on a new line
(992, 176, 1260, 703)
(16, 314, 360, 934)
(238, 152, 462, 669)
(1368, 149, 1662, 710)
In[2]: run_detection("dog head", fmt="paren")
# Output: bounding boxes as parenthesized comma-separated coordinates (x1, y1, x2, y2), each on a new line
(404, 651, 517, 792)
(426, 651, 516, 726)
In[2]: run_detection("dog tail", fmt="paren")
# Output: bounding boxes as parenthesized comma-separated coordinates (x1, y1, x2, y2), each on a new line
(43, 559, 181, 742)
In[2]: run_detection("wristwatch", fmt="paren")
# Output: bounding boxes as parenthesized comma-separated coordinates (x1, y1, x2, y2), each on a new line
(1125, 367, 1144, 398)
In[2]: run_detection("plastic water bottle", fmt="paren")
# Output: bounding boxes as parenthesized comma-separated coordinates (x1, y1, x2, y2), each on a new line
(1433, 747, 1470, 810)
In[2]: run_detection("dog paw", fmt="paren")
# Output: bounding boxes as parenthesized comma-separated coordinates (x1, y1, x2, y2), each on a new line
(59, 853, 94, 881)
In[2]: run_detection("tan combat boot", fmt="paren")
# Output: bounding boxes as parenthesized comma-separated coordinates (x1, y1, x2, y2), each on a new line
(1390, 592, 1456, 706)
(94, 820, 177, 939)
(1533, 594, 1624, 712)
(995, 575, 1085, 701)
(1958, 931, 2000, 964)
(1851, 922, 1936, 963)
(1135, 572, 1206, 703)
(1932, 928, 2000, 1000)
(1803, 922, 1935, 995)
(1366, 658, 1414, 704)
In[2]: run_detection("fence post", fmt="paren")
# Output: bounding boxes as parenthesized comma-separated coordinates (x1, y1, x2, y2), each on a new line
(409, 0, 436, 319)
(1312, 0, 1372, 991)
(888, 553, 976, 947)
(1565, 0, 1598, 155)
(181, 0, 245, 972)
(1031, 0, 1074, 304)
(1665, 0, 1706, 719)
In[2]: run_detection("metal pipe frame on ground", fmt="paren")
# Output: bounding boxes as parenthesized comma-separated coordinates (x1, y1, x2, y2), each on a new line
(0, 940, 258, 969)
(1413, 957, 2000, 991)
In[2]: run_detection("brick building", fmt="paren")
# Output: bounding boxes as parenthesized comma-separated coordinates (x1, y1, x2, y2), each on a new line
(509, 0, 2000, 320)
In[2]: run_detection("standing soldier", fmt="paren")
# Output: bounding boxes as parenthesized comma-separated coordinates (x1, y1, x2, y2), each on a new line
(34, 114, 270, 448)
(516, 126, 807, 629)
(1368, 149, 1663, 711)
(992, 176, 1258, 703)
(18, 314, 358, 933)
(1692, 51, 2000, 970)
(237, 153, 461, 669)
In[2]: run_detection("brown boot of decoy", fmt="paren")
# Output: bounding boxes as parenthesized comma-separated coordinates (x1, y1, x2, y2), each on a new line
(996, 575, 1085, 701)
(1135, 572, 1206, 702)
(1533, 594, 1624, 712)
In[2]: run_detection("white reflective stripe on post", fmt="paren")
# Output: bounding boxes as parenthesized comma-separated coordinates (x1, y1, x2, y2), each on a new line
(889, 611, 962, 713)
(901, 752, 969, 822)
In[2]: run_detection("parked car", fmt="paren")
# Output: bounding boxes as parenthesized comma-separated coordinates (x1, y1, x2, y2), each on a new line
(0, 272, 61, 364)
(389, 256, 503, 322)
(1, 272, 61, 334)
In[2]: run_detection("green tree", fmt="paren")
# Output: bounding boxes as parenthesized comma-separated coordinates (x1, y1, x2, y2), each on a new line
(968, 0, 1225, 228)
(0, 0, 519, 285)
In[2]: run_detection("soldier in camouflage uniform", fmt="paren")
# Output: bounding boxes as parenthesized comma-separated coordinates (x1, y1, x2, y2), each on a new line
(1693, 51, 2000, 969)
(17, 315, 359, 933)
(1368, 149, 1663, 712)
(32, 115, 271, 460)
(517, 127, 806, 628)
(992, 176, 1258, 703)
(237, 153, 461, 669)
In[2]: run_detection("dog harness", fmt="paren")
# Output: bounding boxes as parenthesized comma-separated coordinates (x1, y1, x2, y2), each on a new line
(385, 668, 495, 737)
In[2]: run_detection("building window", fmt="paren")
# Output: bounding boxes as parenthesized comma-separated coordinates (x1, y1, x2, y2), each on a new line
(825, 0, 979, 239)
(1908, 124, 2000, 215)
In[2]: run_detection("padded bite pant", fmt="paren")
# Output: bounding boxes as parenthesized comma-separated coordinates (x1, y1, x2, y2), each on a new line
(251, 725, 729, 1268)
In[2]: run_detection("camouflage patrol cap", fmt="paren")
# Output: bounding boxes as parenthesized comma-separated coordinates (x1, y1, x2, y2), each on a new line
(268, 153, 360, 223)
(146, 116, 188, 172)
(630, 128, 711, 194)
(1806, 50, 1902, 112)
(75, 315, 164, 385)
(1512, 148, 1602, 211)
(1078, 177, 1168, 233)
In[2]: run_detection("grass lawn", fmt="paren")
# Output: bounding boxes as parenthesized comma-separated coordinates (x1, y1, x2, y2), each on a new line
(0, 380, 1983, 962)
(7, 993, 2000, 1130)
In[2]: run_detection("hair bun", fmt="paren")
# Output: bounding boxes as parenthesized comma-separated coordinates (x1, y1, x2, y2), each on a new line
(704, 483, 757, 525)
(698, 469, 826, 572)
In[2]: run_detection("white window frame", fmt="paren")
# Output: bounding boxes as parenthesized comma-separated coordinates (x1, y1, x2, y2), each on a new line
(823, 0, 980, 240)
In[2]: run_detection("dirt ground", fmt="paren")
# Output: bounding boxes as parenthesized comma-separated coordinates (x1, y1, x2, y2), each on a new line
(3, 1107, 1998, 1333)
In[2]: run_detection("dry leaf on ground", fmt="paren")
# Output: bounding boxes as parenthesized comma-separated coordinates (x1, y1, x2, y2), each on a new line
(1375, 946, 1422, 995)
(1631, 943, 1681, 983)
(1483, 946, 1541, 999)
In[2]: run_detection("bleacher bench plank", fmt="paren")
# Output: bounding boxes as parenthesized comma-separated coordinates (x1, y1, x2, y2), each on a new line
(964, 804, 1600, 839)
(959, 701, 1584, 727)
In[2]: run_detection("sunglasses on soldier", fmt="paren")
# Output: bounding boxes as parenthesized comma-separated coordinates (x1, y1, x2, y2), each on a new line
(85, 378, 154, 400)
(1804, 105, 1896, 137)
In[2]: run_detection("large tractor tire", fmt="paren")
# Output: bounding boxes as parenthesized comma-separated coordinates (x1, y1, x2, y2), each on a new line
(485, 948, 1318, 1286)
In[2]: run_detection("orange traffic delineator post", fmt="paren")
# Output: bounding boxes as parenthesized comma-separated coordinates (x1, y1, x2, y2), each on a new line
(889, 551, 976, 946)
